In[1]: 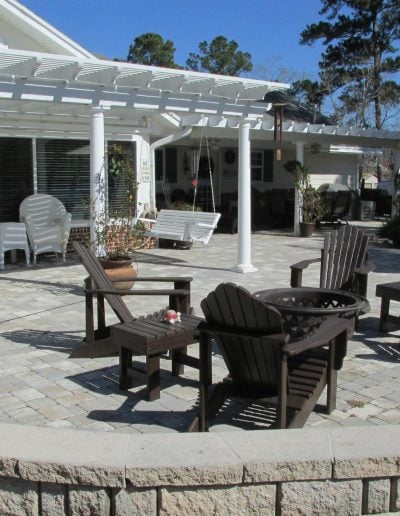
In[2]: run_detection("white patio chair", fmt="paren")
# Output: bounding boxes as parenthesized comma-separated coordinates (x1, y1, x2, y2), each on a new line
(19, 194, 72, 264)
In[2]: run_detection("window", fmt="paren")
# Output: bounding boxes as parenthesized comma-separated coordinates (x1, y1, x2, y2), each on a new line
(0, 137, 33, 222)
(251, 151, 263, 181)
(251, 150, 274, 182)
(36, 139, 136, 222)
(36, 139, 90, 220)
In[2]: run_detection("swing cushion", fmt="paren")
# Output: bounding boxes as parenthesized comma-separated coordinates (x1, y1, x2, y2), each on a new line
(147, 209, 221, 244)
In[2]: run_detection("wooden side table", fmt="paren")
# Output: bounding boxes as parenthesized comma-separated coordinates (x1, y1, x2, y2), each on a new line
(376, 281, 400, 331)
(110, 312, 202, 401)
(0, 222, 30, 269)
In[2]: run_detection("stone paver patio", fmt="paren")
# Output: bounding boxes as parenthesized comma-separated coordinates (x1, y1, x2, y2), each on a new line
(0, 223, 399, 434)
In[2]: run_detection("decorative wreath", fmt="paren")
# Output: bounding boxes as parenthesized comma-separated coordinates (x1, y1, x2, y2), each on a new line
(224, 149, 236, 165)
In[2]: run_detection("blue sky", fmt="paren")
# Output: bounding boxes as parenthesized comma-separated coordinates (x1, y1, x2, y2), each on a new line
(23, 0, 325, 82)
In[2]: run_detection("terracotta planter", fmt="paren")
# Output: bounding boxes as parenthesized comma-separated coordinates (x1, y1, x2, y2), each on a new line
(299, 222, 316, 237)
(99, 258, 138, 290)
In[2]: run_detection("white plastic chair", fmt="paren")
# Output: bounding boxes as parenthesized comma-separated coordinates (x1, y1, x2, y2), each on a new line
(19, 194, 72, 264)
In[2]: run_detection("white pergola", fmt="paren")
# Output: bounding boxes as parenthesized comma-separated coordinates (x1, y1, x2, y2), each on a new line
(0, 48, 399, 273)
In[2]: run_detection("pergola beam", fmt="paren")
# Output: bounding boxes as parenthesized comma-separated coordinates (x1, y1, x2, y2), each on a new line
(0, 48, 288, 99)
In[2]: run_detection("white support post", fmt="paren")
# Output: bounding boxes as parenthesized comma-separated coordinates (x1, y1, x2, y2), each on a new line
(232, 119, 257, 273)
(294, 141, 306, 236)
(90, 107, 106, 255)
(135, 134, 151, 216)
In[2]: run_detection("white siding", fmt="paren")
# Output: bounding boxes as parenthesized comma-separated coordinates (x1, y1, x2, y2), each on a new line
(305, 152, 359, 190)
(0, 1, 94, 57)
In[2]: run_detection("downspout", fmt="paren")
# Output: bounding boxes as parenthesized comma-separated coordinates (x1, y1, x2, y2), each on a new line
(149, 127, 193, 211)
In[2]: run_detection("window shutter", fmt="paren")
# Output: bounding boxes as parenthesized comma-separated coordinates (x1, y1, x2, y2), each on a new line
(165, 147, 177, 183)
(263, 151, 273, 182)
(155, 149, 163, 181)
(0, 137, 33, 222)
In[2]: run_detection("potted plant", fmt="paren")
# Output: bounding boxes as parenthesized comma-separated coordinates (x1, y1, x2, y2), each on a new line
(93, 144, 143, 288)
(284, 160, 325, 236)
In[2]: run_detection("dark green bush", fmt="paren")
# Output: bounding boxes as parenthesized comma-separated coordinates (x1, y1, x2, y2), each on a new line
(170, 201, 202, 212)
(379, 216, 400, 247)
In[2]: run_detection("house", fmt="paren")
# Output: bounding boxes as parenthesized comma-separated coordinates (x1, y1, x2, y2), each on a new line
(0, 0, 399, 271)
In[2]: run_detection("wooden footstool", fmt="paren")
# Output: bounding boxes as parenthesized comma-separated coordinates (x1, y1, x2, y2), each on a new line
(376, 281, 400, 331)
(110, 312, 201, 401)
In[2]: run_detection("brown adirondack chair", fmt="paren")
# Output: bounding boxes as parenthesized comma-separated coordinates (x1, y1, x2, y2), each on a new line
(71, 241, 195, 359)
(192, 283, 350, 431)
(290, 225, 372, 298)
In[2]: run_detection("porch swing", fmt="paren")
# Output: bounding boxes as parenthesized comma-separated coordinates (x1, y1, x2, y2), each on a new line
(147, 130, 221, 246)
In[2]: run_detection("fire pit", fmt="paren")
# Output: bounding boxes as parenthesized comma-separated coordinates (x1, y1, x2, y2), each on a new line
(254, 287, 369, 338)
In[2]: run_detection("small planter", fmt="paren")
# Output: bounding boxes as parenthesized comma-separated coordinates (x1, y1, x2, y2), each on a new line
(99, 257, 138, 290)
(299, 222, 316, 237)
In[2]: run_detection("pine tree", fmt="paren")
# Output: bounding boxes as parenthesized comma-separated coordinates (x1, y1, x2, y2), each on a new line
(186, 36, 252, 76)
(127, 33, 176, 68)
(300, 0, 400, 129)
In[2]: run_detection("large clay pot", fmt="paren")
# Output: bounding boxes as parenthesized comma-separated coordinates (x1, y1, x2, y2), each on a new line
(299, 222, 316, 237)
(99, 258, 138, 290)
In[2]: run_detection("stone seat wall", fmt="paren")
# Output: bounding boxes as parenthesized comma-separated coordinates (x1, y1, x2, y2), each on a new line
(0, 423, 399, 515)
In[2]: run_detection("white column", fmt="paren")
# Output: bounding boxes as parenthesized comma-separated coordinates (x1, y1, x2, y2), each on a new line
(90, 107, 106, 254)
(232, 119, 257, 273)
(135, 135, 152, 216)
(294, 141, 306, 236)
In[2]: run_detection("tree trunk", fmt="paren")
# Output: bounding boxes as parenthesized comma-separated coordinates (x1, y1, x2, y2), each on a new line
(372, 9, 382, 129)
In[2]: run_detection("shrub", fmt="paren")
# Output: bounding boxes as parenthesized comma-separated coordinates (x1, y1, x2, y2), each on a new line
(379, 216, 400, 247)
(170, 201, 202, 212)
(283, 160, 325, 223)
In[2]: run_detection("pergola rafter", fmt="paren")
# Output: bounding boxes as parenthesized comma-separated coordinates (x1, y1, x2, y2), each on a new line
(0, 48, 287, 99)
(0, 48, 397, 148)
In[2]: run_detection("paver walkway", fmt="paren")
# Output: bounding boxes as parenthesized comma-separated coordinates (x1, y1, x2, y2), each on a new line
(0, 223, 399, 433)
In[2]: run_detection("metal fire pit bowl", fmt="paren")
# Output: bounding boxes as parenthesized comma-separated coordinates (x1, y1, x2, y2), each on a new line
(254, 287, 370, 339)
